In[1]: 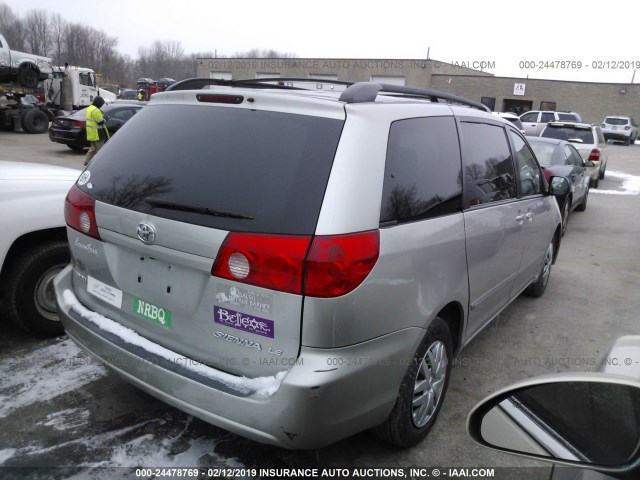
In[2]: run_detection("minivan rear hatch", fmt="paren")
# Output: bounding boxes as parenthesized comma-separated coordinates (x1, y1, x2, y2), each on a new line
(69, 94, 345, 377)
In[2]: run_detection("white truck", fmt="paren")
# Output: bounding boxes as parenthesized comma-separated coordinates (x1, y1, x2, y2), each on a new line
(0, 64, 116, 134)
(0, 33, 53, 88)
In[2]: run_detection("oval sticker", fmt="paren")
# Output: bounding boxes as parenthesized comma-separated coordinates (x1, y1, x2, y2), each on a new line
(77, 171, 91, 186)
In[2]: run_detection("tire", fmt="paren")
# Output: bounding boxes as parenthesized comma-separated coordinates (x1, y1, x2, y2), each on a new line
(575, 187, 588, 212)
(374, 317, 452, 447)
(17, 65, 40, 89)
(524, 240, 554, 298)
(560, 197, 571, 237)
(67, 144, 86, 151)
(3, 241, 70, 337)
(591, 177, 599, 189)
(22, 109, 49, 134)
(624, 136, 631, 146)
(599, 167, 606, 180)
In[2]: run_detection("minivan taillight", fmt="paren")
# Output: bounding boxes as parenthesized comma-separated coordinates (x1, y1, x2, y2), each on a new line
(212, 230, 380, 297)
(212, 234, 311, 294)
(588, 149, 600, 161)
(64, 185, 101, 239)
(305, 231, 380, 298)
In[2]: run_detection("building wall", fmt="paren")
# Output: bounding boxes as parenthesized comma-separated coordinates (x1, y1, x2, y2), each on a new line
(195, 58, 639, 125)
(195, 58, 492, 88)
(429, 75, 640, 124)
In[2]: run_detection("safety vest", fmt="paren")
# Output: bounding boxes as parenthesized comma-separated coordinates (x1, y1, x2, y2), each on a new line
(86, 105, 104, 142)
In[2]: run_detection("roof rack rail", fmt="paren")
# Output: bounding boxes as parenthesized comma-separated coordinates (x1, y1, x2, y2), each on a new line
(165, 77, 353, 92)
(339, 82, 490, 112)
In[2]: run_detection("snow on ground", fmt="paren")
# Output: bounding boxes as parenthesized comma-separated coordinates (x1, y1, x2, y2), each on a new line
(41, 408, 91, 431)
(0, 339, 107, 419)
(592, 170, 640, 195)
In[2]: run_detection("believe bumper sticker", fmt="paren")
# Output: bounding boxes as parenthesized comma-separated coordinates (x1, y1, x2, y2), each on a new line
(133, 297, 172, 328)
(214, 306, 274, 338)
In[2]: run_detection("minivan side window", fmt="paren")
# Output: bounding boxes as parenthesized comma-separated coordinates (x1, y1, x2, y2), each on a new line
(521, 112, 538, 123)
(508, 130, 542, 196)
(380, 116, 462, 224)
(461, 122, 517, 206)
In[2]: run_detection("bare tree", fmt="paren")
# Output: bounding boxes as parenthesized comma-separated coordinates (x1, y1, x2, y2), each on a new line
(234, 48, 298, 58)
(50, 13, 66, 65)
(0, 2, 25, 51)
(25, 9, 50, 56)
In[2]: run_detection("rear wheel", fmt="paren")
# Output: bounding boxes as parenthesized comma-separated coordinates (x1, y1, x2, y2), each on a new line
(67, 144, 85, 151)
(524, 240, 554, 298)
(374, 317, 452, 447)
(3, 241, 69, 337)
(624, 136, 631, 146)
(22, 109, 49, 134)
(591, 177, 599, 188)
(17, 65, 40, 88)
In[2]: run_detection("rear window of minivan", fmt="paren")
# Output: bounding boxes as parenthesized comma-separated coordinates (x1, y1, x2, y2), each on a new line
(542, 125, 595, 144)
(79, 104, 344, 235)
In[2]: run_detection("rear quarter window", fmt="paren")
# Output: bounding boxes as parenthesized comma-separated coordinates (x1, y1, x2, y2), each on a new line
(380, 116, 462, 224)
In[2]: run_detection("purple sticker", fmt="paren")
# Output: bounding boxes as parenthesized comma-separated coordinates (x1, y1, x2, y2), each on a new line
(213, 306, 274, 338)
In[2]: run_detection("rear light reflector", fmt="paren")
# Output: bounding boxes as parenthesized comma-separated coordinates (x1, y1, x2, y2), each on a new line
(305, 231, 379, 298)
(65, 185, 101, 239)
(72, 120, 84, 128)
(588, 149, 600, 161)
(625, 126, 630, 130)
(212, 230, 380, 297)
(212, 234, 311, 294)
(601, 124, 606, 128)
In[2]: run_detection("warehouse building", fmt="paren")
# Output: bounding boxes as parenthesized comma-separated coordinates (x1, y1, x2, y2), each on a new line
(196, 57, 640, 124)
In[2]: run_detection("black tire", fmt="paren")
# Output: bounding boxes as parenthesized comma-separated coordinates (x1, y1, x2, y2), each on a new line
(599, 167, 606, 180)
(591, 177, 599, 189)
(22, 109, 49, 134)
(624, 136, 631, 146)
(3, 241, 70, 337)
(17, 65, 40, 89)
(374, 317, 452, 447)
(524, 240, 554, 298)
(575, 187, 588, 212)
(560, 197, 571, 237)
(67, 144, 86, 151)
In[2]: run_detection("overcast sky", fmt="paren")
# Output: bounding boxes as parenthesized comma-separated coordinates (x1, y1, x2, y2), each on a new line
(7, 0, 640, 84)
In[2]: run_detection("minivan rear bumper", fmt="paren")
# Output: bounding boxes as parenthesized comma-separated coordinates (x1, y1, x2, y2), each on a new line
(54, 264, 417, 449)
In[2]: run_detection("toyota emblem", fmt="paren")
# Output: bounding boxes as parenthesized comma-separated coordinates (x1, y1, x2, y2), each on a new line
(137, 223, 156, 244)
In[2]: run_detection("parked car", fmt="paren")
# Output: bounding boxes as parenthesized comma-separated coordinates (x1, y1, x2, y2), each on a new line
(48, 101, 145, 150)
(601, 116, 638, 146)
(118, 88, 138, 100)
(468, 336, 640, 480)
(528, 137, 591, 236)
(540, 122, 608, 188)
(54, 79, 569, 450)
(520, 111, 582, 136)
(493, 112, 525, 133)
(0, 161, 80, 337)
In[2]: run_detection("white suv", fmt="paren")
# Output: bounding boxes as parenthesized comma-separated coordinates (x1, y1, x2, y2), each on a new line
(601, 116, 638, 146)
(520, 111, 582, 136)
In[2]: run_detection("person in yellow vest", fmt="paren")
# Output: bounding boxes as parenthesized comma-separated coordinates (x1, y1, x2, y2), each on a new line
(84, 96, 107, 166)
(137, 89, 144, 101)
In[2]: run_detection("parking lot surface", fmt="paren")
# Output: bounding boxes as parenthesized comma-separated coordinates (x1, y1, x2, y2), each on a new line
(1, 132, 639, 479)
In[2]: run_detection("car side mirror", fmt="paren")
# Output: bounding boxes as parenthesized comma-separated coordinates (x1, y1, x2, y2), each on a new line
(549, 176, 570, 195)
(467, 374, 640, 478)
(586, 160, 596, 168)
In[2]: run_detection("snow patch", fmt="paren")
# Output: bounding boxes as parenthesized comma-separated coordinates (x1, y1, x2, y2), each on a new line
(61, 289, 286, 398)
(0, 449, 17, 466)
(592, 170, 640, 195)
(41, 408, 91, 431)
(0, 339, 107, 418)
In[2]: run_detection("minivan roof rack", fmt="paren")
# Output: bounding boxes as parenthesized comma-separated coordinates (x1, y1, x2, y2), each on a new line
(166, 77, 489, 112)
(166, 77, 353, 92)
(339, 82, 490, 112)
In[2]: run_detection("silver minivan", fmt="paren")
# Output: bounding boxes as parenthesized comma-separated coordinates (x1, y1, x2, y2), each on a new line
(54, 80, 567, 449)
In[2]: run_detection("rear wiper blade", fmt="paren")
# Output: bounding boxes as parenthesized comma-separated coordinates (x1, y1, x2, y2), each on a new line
(145, 198, 253, 220)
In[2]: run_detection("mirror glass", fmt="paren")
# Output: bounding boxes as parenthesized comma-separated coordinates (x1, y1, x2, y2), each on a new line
(550, 176, 569, 195)
(478, 382, 640, 466)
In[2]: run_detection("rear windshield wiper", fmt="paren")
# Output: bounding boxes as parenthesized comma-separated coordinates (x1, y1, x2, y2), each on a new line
(145, 198, 253, 220)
